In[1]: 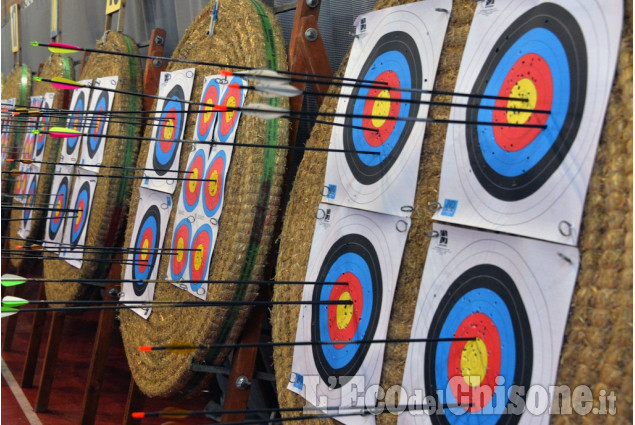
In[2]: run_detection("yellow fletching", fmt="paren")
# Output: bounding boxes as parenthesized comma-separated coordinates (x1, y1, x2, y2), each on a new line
(166, 341, 197, 355)
(48, 46, 79, 54)
(160, 407, 191, 418)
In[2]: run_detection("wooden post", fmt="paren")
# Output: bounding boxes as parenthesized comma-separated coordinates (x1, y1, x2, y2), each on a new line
(35, 311, 66, 412)
(220, 299, 267, 423)
(20, 282, 47, 387)
(142, 28, 168, 112)
(122, 379, 145, 425)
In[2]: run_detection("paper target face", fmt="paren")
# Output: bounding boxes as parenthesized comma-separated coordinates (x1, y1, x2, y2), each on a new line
(20, 96, 43, 161)
(13, 164, 30, 203)
(322, 1, 451, 217)
(44, 165, 72, 251)
(398, 224, 579, 425)
(34, 93, 55, 162)
(17, 173, 38, 238)
(60, 170, 97, 268)
(202, 149, 226, 218)
(62, 80, 92, 163)
(169, 218, 192, 281)
(122, 187, 172, 319)
(79, 77, 117, 170)
(435, 0, 623, 245)
(288, 204, 410, 413)
(142, 69, 195, 194)
(214, 76, 246, 144)
(195, 77, 222, 142)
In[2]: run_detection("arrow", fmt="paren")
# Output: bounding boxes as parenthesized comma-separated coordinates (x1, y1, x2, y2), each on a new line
(0, 299, 352, 317)
(7, 167, 216, 183)
(6, 158, 187, 174)
(0, 273, 344, 287)
(140, 337, 478, 354)
(31, 41, 383, 86)
(234, 82, 550, 115)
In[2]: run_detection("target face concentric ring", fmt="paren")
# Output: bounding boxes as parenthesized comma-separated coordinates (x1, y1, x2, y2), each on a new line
(69, 181, 91, 249)
(196, 79, 221, 141)
(87, 91, 109, 159)
(465, 3, 587, 201)
(202, 150, 226, 217)
(22, 176, 37, 224)
(170, 218, 192, 280)
(182, 149, 206, 212)
(188, 224, 213, 288)
(424, 264, 533, 425)
(131, 205, 161, 295)
(311, 233, 382, 388)
(153, 85, 185, 175)
(343, 31, 422, 185)
(66, 92, 86, 156)
(48, 176, 69, 240)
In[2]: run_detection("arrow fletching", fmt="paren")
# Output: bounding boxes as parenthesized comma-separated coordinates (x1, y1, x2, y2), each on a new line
(47, 42, 82, 54)
(254, 82, 302, 98)
(235, 68, 290, 83)
(48, 127, 83, 138)
(2, 296, 29, 307)
(44, 76, 86, 90)
(1, 307, 20, 318)
(242, 103, 289, 120)
(139, 341, 198, 354)
(159, 407, 191, 418)
(0, 274, 27, 287)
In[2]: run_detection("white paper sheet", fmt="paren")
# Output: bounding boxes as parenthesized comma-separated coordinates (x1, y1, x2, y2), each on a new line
(79, 76, 118, 171)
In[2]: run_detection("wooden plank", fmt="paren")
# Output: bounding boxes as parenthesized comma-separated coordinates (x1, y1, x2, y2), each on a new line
(79, 279, 119, 425)
(220, 301, 267, 423)
(142, 28, 167, 112)
(35, 311, 66, 412)
(20, 281, 47, 387)
(122, 378, 145, 425)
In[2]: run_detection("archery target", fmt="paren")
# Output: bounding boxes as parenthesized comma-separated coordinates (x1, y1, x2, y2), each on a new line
(142, 68, 195, 194)
(121, 187, 172, 319)
(60, 170, 97, 268)
(61, 80, 92, 163)
(169, 218, 192, 281)
(288, 204, 410, 412)
(398, 224, 579, 425)
(195, 76, 221, 142)
(435, 0, 623, 245)
(44, 165, 72, 251)
(202, 149, 227, 218)
(34, 93, 55, 162)
(214, 76, 246, 144)
(79, 77, 117, 170)
(13, 163, 30, 203)
(17, 173, 38, 239)
(322, 1, 450, 217)
(20, 96, 43, 161)
(181, 148, 206, 212)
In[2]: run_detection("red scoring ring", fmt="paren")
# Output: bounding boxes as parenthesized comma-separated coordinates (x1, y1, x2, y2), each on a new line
(199, 84, 219, 136)
(73, 199, 86, 233)
(52, 195, 64, 223)
(136, 227, 154, 274)
(159, 110, 179, 150)
(361, 70, 401, 147)
(184, 154, 205, 207)
(492, 53, 553, 151)
(446, 312, 502, 412)
(171, 224, 190, 276)
(218, 85, 242, 136)
(203, 155, 224, 212)
(189, 229, 211, 281)
(327, 272, 364, 349)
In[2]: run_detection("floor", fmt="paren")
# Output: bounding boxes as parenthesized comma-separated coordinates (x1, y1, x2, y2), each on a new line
(1, 282, 218, 425)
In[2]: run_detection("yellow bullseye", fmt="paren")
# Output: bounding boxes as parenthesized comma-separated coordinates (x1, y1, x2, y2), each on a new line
(208, 169, 219, 197)
(193, 244, 204, 269)
(164, 118, 174, 139)
(202, 102, 214, 124)
(507, 78, 537, 124)
(188, 168, 199, 193)
(140, 239, 150, 261)
(176, 237, 185, 263)
(225, 96, 236, 123)
(336, 292, 354, 330)
(460, 337, 488, 387)
(371, 89, 392, 128)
